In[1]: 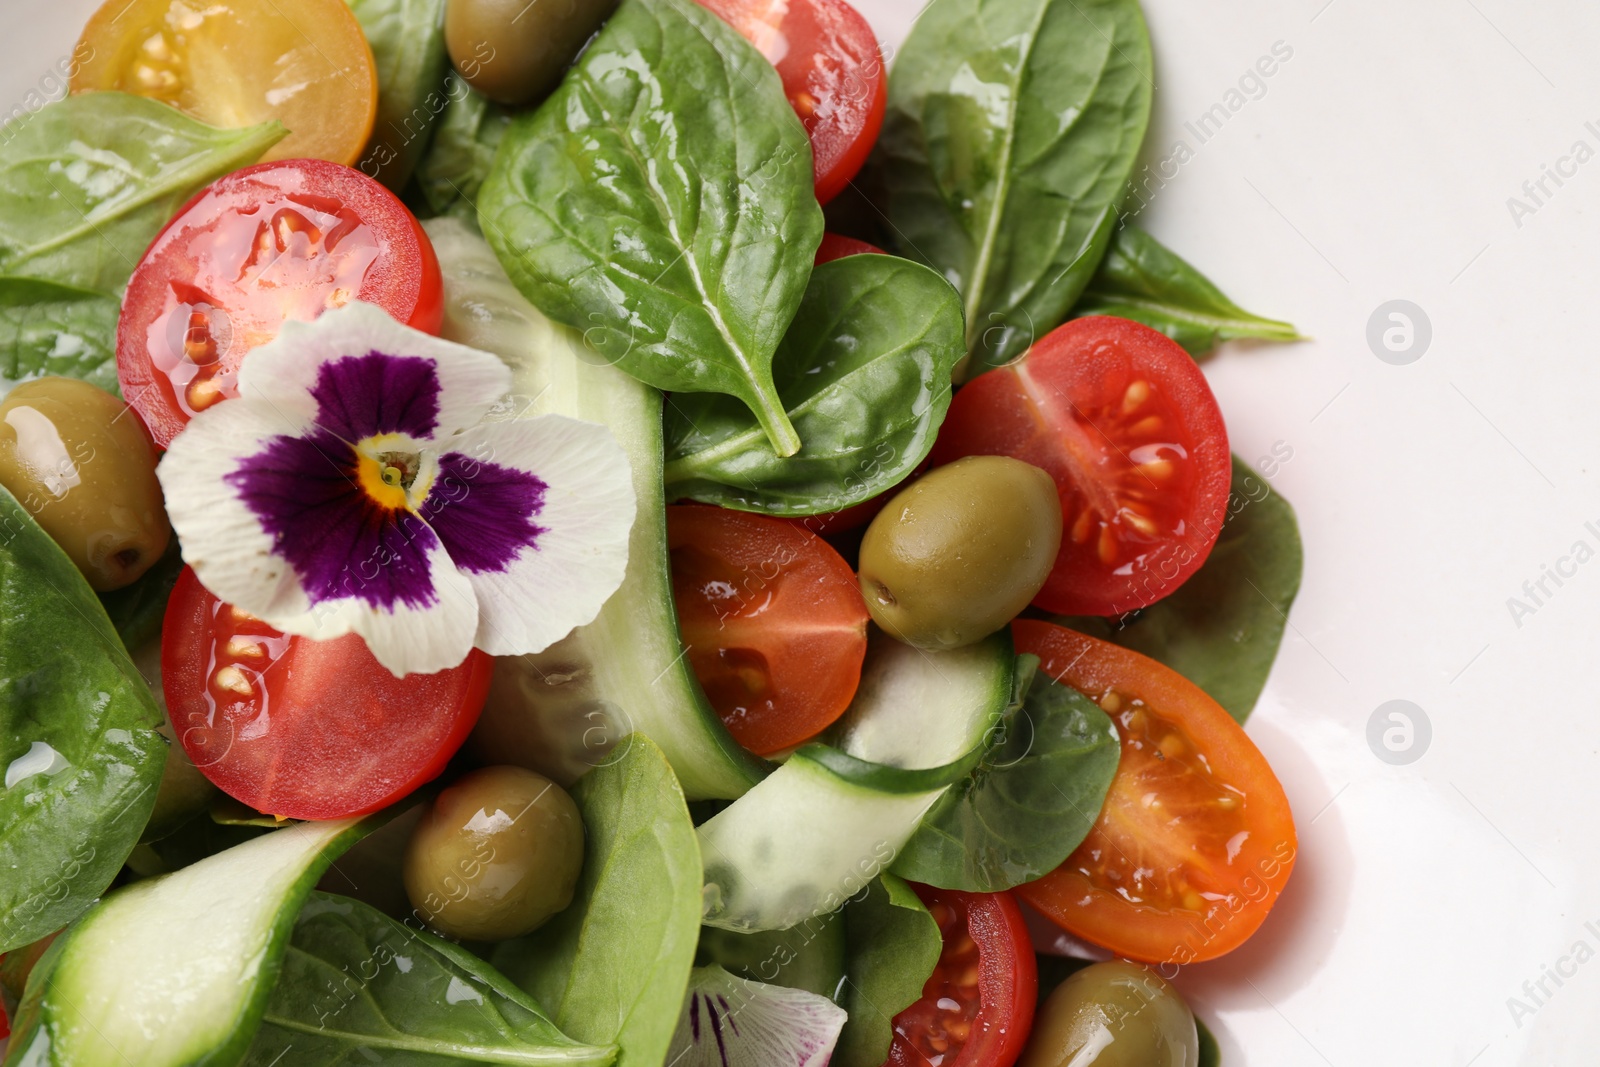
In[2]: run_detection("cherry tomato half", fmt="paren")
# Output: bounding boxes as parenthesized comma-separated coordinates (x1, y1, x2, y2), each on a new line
(889, 886, 1037, 1067)
(117, 158, 443, 448)
(1012, 620, 1296, 964)
(73, 0, 378, 166)
(695, 0, 887, 204)
(931, 317, 1232, 617)
(667, 505, 869, 756)
(162, 568, 491, 821)
(815, 233, 885, 264)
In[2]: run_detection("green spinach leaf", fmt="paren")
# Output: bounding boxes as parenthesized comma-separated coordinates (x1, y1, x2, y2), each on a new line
(893, 658, 1120, 892)
(348, 0, 453, 191)
(1057, 456, 1303, 722)
(478, 0, 823, 456)
(833, 875, 941, 1067)
(0, 93, 284, 294)
(97, 539, 183, 652)
(0, 486, 167, 954)
(1074, 226, 1301, 358)
(1198, 1016, 1222, 1067)
(0, 278, 120, 394)
(663, 254, 963, 515)
(696, 912, 846, 1000)
(243, 892, 614, 1066)
(879, 0, 1152, 377)
(418, 80, 512, 222)
(492, 735, 702, 1067)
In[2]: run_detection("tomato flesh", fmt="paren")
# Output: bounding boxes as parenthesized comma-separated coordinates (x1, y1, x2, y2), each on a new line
(73, 0, 378, 166)
(931, 317, 1231, 617)
(695, 0, 887, 204)
(815, 233, 885, 264)
(117, 159, 443, 448)
(1012, 620, 1296, 964)
(162, 568, 490, 821)
(667, 505, 868, 756)
(889, 887, 1037, 1067)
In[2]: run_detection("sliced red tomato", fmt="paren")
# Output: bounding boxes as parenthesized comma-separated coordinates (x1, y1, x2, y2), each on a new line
(889, 887, 1037, 1067)
(0, 989, 8, 1040)
(162, 568, 490, 821)
(695, 0, 887, 203)
(117, 158, 443, 448)
(667, 505, 868, 756)
(1011, 620, 1296, 964)
(815, 233, 885, 264)
(931, 317, 1232, 617)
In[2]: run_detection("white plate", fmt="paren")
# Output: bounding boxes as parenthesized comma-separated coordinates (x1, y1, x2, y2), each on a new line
(6, 1, 1598, 1064)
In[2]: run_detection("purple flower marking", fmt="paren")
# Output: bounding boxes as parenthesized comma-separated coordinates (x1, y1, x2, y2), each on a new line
(226, 428, 440, 611)
(309, 350, 442, 441)
(421, 451, 548, 575)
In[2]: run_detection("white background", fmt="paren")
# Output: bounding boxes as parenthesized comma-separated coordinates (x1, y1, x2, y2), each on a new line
(6, 0, 1600, 1064)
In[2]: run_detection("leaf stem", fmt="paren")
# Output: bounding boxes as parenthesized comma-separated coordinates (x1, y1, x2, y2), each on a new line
(749, 390, 802, 457)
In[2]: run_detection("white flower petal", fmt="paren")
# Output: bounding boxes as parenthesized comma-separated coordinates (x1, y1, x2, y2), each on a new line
(420, 415, 635, 657)
(236, 301, 512, 440)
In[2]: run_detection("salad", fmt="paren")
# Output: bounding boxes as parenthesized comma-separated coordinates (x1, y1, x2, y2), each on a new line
(0, 0, 1308, 1065)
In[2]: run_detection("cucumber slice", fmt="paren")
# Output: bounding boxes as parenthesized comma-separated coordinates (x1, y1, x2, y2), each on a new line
(6, 816, 376, 1067)
(426, 219, 766, 801)
(698, 634, 1016, 933)
(831, 629, 1014, 769)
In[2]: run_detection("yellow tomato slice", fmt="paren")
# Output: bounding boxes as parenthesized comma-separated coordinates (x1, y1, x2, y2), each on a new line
(72, 0, 377, 167)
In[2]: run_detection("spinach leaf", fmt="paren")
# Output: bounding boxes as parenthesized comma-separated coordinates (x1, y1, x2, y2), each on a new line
(664, 254, 963, 515)
(833, 875, 941, 1067)
(348, 0, 453, 191)
(1074, 226, 1301, 358)
(243, 892, 614, 1067)
(696, 912, 846, 1000)
(1198, 1017, 1222, 1067)
(478, 0, 824, 457)
(0, 93, 284, 294)
(492, 735, 702, 1067)
(0, 486, 167, 954)
(893, 658, 1120, 892)
(879, 0, 1152, 377)
(0, 278, 120, 394)
(1033, 954, 1094, 1006)
(418, 80, 512, 222)
(1057, 456, 1303, 722)
(97, 539, 183, 652)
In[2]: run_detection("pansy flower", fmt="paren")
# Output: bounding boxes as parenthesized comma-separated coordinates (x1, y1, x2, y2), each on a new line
(157, 301, 635, 677)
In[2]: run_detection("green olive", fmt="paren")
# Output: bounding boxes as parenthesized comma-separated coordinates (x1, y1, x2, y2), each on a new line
(445, 0, 620, 106)
(1021, 961, 1198, 1067)
(857, 456, 1062, 650)
(0, 377, 170, 591)
(403, 765, 585, 941)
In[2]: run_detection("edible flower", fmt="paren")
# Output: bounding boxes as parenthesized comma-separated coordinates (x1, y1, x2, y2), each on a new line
(157, 301, 635, 676)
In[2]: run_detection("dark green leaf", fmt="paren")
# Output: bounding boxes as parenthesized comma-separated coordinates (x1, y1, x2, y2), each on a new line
(696, 912, 846, 1000)
(893, 658, 1119, 891)
(0, 485, 167, 953)
(1057, 455, 1303, 721)
(0, 278, 120, 395)
(418, 80, 513, 222)
(347, 0, 453, 191)
(242, 892, 613, 1067)
(833, 875, 941, 1067)
(1074, 226, 1301, 358)
(97, 539, 183, 652)
(879, 0, 1152, 377)
(1033, 954, 1094, 1007)
(1198, 1016, 1222, 1067)
(0, 93, 284, 294)
(664, 254, 963, 515)
(492, 736, 701, 1067)
(479, 0, 823, 456)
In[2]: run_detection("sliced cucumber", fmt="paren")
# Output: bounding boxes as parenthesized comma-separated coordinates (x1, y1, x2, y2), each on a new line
(830, 629, 1014, 769)
(6, 816, 375, 1067)
(698, 633, 1016, 933)
(426, 219, 766, 801)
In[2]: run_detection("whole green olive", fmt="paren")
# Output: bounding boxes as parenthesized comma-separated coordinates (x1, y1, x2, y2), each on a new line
(857, 456, 1062, 650)
(1021, 961, 1198, 1067)
(404, 765, 585, 941)
(445, 0, 620, 106)
(0, 377, 170, 591)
